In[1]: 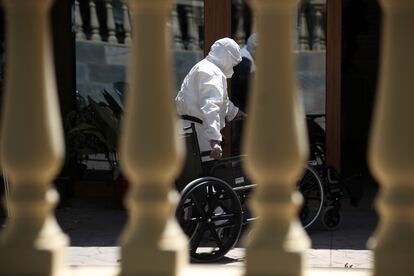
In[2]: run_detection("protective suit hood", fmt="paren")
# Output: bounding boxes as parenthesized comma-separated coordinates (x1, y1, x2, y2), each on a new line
(246, 33, 258, 54)
(206, 38, 242, 78)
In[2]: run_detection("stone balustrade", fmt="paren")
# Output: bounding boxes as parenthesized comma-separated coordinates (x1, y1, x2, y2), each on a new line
(0, 0, 413, 276)
(74, 0, 204, 49)
(74, 0, 325, 52)
(296, 0, 326, 51)
(232, 0, 326, 51)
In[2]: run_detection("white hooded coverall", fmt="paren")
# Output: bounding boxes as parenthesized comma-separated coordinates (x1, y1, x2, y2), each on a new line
(175, 38, 242, 154)
(240, 33, 258, 73)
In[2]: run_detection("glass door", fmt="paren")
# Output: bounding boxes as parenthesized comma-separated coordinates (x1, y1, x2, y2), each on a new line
(72, 0, 340, 166)
(230, 0, 328, 156)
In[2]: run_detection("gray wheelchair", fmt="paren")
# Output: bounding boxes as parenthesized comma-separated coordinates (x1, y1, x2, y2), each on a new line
(175, 121, 334, 262)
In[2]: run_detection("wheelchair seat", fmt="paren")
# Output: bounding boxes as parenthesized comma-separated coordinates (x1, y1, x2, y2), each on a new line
(175, 123, 203, 192)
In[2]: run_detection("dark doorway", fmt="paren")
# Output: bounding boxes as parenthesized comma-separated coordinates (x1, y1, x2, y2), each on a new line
(341, 0, 381, 201)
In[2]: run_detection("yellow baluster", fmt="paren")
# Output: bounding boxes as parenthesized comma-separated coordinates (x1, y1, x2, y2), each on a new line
(369, 1, 414, 276)
(0, 0, 68, 275)
(118, 0, 187, 275)
(244, 0, 310, 275)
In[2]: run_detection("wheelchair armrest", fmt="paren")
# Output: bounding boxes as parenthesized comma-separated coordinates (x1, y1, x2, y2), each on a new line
(210, 155, 245, 171)
(183, 125, 193, 131)
(219, 154, 246, 163)
(201, 152, 246, 163)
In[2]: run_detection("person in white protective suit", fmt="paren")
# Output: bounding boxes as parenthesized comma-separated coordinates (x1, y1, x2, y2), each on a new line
(175, 37, 247, 160)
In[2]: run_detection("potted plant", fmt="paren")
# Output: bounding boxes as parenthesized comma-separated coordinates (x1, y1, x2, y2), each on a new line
(64, 86, 127, 206)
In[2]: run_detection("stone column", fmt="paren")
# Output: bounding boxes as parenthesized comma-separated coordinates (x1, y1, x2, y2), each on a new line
(122, 0, 132, 45)
(186, 4, 200, 50)
(312, 4, 326, 51)
(234, 0, 246, 45)
(244, 0, 310, 275)
(368, 1, 414, 276)
(90, 0, 102, 41)
(118, 0, 188, 275)
(106, 0, 118, 43)
(75, 0, 86, 40)
(298, 8, 310, 51)
(171, 4, 184, 50)
(0, 0, 69, 275)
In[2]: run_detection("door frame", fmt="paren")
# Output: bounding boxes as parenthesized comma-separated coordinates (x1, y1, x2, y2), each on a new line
(204, 0, 342, 168)
(204, 0, 233, 156)
(326, 0, 341, 170)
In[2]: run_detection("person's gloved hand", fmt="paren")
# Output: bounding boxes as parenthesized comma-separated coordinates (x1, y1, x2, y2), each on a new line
(234, 110, 247, 121)
(210, 140, 223, 159)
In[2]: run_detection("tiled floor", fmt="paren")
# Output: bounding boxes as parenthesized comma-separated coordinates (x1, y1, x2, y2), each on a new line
(66, 247, 373, 269)
(68, 266, 371, 276)
(0, 178, 377, 270)
(62, 184, 377, 269)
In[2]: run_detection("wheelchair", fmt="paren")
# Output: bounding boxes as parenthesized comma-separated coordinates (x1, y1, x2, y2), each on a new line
(175, 119, 340, 262)
(306, 114, 344, 231)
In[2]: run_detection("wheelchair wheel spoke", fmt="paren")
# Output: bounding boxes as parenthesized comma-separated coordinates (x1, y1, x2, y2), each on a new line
(207, 192, 219, 216)
(207, 184, 215, 196)
(186, 216, 203, 223)
(191, 223, 207, 252)
(207, 223, 224, 249)
(182, 201, 194, 208)
(190, 195, 208, 219)
(214, 220, 236, 229)
(211, 213, 235, 221)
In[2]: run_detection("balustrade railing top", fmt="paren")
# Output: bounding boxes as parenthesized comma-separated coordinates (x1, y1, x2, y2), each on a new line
(74, 0, 205, 50)
(74, 0, 326, 52)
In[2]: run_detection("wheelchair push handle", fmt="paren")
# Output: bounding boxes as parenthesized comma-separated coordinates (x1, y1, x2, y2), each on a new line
(200, 150, 211, 157)
(306, 113, 325, 120)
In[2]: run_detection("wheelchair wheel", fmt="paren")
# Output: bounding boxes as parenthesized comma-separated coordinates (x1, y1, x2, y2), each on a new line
(176, 177, 243, 262)
(321, 206, 341, 231)
(297, 166, 324, 229)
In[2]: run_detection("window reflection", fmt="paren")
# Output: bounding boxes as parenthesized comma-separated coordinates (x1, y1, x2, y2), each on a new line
(171, 0, 205, 91)
(231, 0, 327, 118)
(232, 0, 253, 45)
